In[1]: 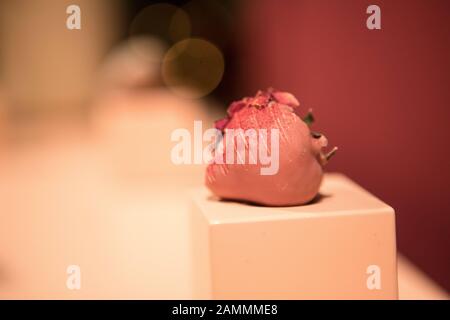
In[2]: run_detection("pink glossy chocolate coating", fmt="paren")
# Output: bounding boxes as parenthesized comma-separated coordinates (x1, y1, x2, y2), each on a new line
(206, 89, 330, 206)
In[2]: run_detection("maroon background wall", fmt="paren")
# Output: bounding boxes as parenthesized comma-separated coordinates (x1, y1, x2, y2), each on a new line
(236, 0, 450, 290)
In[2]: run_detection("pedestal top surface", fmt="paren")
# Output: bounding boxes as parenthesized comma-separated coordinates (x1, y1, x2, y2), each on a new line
(191, 173, 395, 224)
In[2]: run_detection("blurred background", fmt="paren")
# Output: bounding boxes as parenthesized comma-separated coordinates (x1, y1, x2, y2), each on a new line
(0, 0, 448, 298)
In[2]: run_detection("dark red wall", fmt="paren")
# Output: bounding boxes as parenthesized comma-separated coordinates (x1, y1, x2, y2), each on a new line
(236, 0, 450, 290)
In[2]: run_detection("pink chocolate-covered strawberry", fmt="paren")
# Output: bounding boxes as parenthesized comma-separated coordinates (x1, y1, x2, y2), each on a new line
(205, 88, 337, 206)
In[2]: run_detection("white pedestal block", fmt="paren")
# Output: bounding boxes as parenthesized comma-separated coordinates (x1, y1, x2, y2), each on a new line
(190, 173, 398, 299)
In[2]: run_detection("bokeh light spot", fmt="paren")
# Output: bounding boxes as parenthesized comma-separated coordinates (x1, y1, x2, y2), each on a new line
(162, 38, 225, 99)
(129, 4, 191, 45)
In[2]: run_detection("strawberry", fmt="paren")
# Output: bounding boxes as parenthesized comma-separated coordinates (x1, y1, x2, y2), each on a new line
(206, 88, 337, 206)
